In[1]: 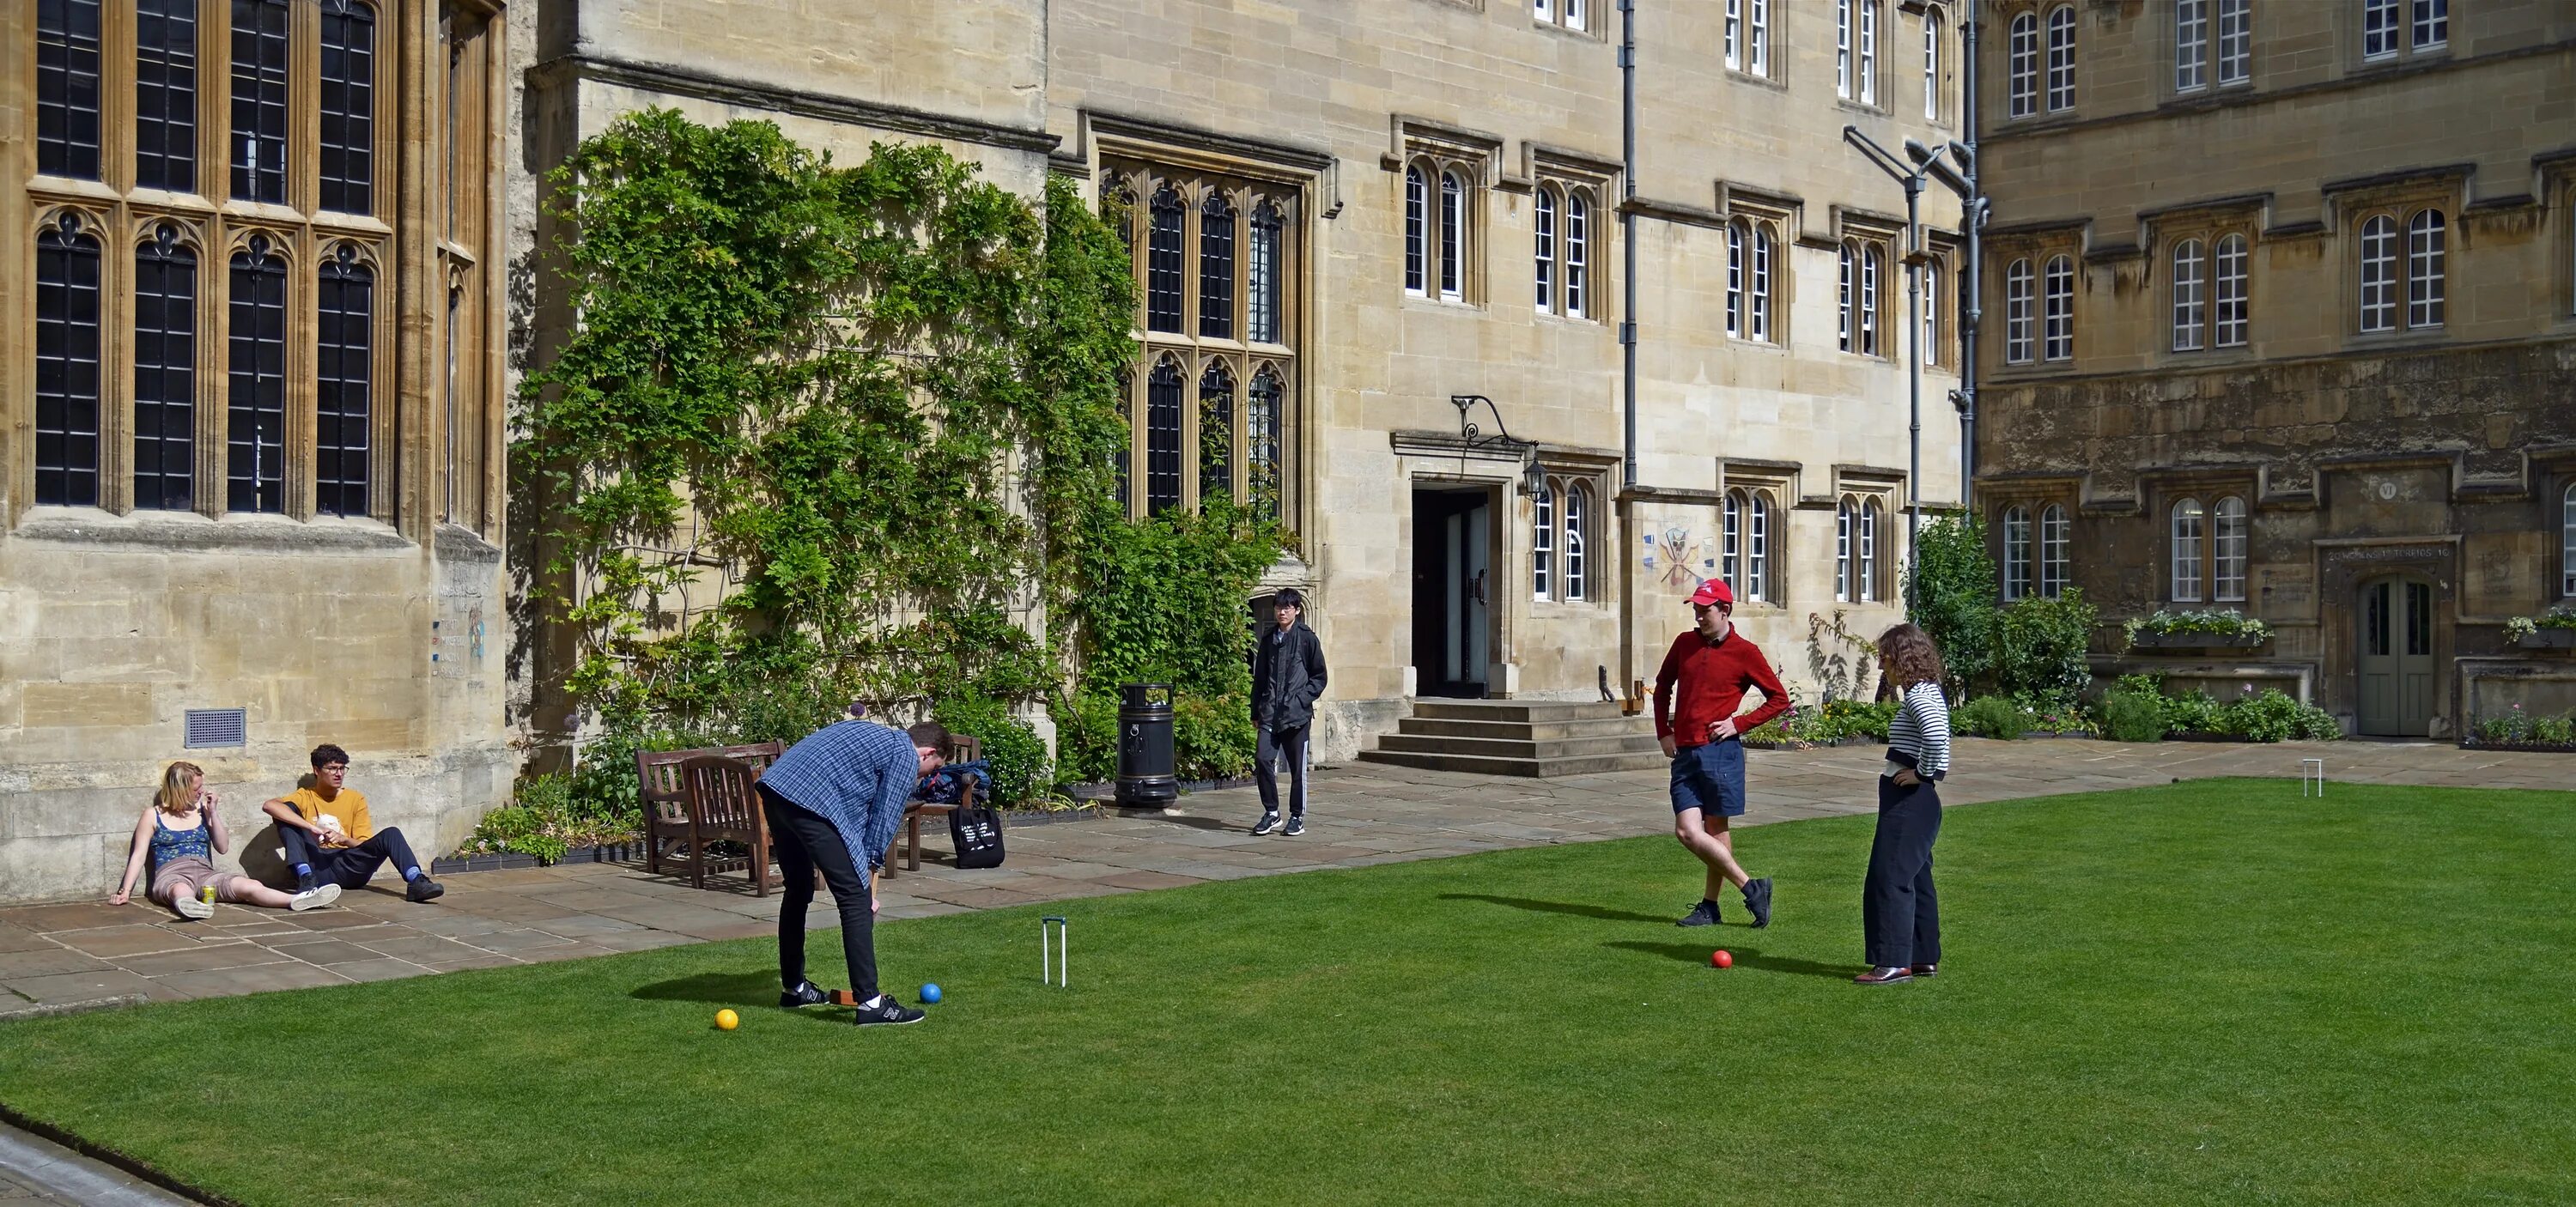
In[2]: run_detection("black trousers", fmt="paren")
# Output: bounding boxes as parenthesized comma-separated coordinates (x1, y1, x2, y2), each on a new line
(759, 785, 878, 1000)
(1255, 724, 1310, 816)
(282, 827, 420, 889)
(1862, 775, 1943, 968)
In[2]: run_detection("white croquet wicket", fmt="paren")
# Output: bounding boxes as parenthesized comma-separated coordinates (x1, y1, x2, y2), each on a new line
(1042, 915, 1068, 987)
(2300, 758, 2324, 798)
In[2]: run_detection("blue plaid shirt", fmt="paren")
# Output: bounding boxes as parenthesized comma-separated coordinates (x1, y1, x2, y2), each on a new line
(759, 720, 921, 888)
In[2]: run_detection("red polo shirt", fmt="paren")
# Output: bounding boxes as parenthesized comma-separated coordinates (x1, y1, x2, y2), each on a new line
(1652, 627, 1791, 748)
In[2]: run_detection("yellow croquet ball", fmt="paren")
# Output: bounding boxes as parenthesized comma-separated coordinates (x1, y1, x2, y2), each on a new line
(715, 1010, 739, 1031)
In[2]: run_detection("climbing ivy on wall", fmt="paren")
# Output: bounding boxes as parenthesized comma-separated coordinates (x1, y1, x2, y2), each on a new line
(518, 109, 1279, 807)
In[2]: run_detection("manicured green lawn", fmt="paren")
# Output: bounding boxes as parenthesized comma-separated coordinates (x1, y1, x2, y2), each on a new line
(4, 779, 2573, 1205)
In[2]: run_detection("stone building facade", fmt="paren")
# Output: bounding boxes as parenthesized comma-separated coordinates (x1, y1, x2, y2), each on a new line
(5, 0, 1970, 901)
(1970, 1, 2576, 737)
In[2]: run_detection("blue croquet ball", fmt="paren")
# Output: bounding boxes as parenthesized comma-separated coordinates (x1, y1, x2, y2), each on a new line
(920, 983, 943, 1005)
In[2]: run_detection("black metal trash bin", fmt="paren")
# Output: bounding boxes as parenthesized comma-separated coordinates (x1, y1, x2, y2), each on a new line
(1115, 683, 1178, 808)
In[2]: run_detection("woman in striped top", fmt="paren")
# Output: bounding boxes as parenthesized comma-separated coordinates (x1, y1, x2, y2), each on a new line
(1856, 624, 1953, 986)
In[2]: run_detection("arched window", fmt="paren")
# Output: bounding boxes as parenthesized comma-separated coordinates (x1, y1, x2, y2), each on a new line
(1249, 366, 1285, 521)
(1750, 224, 1774, 342)
(1533, 478, 1555, 599)
(2216, 0, 2251, 84)
(1249, 203, 1284, 344)
(2171, 498, 2206, 603)
(2177, 0, 2208, 93)
(1836, 498, 1856, 601)
(1565, 191, 1589, 318)
(2563, 482, 2576, 597)
(2406, 209, 2445, 330)
(1837, 0, 1855, 98)
(1198, 360, 1236, 510)
(2214, 234, 2249, 348)
(1439, 170, 1465, 300)
(33, 214, 102, 506)
(1747, 491, 1771, 601)
(1725, 220, 1745, 337)
(1836, 0, 1879, 103)
(1862, 245, 1883, 355)
(2360, 215, 2397, 332)
(2002, 505, 2032, 602)
(1146, 185, 1184, 332)
(2213, 496, 2248, 602)
(1144, 356, 1184, 515)
(1564, 482, 1589, 601)
(1404, 166, 1427, 296)
(317, 0, 375, 215)
(1722, 490, 1744, 592)
(315, 247, 374, 518)
(2045, 5, 2077, 113)
(232, 0, 290, 203)
(228, 236, 289, 513)
(1534, 187, 1557, 312)
(1924, 11, 1942, 121)
(1922, 260, 1941, 364)
(2043, 254, 2074, 361)
(2039, 504, 2070, 598)
(1838, 242, 1856, 351)
(2172, 239, 2205, 351)
(1858, 0, 1877, 104)
(2008, 12, 2039, 118)
(1858, 498, 1881, 603)
(134, 224, 197, 512)
(37, 0, 105, 179)
(136, 0, 197, 192)
(1200, 191, 1236, 340)
(2006, 257, 2035, 364)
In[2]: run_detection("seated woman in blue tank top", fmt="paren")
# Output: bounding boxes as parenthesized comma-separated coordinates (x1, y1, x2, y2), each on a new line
(110, 761, 342, 920)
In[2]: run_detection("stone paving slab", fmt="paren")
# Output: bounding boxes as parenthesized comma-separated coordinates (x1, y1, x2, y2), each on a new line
(0, 739, 2562, 1017)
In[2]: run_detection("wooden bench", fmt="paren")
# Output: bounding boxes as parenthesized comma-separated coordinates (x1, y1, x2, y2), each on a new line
(637, 742, 787, 895)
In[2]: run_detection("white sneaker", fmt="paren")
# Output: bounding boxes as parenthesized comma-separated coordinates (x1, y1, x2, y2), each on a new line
(289, 883, 343, 912)
(173, 894, 215, 920)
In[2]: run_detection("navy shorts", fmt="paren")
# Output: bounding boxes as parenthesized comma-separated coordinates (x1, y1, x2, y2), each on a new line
(1669, 739, 1747, 817)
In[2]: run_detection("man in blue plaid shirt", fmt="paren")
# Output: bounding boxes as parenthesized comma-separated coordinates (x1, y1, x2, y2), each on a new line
(758, 719, 947, 1026)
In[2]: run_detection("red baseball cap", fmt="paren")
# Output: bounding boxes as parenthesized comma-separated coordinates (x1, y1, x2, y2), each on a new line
(1689, 579, 1734, 608)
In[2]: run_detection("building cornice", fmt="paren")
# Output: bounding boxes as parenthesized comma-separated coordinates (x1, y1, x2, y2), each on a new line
(525, 55, 1060, 155)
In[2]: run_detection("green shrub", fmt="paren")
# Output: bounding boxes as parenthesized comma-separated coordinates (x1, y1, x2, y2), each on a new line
(933, 694, 1049, 805)
(1994, 589, 2098, 706)
(2101, 689, 2166, 743)
(2533, 714, 2576, 744)
(461, 774, 580, 864)
(1173, 692, 1258, 781)
(1903, 513, 1996, 694)
(2219, 688, 2306, 743)
(1954, 695, 2031, 740)
(1814, 698, 1898, 743)
(2160, 688, 2226, 736)
(1049, 690, 1119, 785)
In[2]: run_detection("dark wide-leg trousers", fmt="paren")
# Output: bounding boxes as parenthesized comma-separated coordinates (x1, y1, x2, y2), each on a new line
(759, 785, 878, 1000)
(1255, 724, 1311, 817)
(1862, 775, 1943, 969)
(282, 827, 421, 889)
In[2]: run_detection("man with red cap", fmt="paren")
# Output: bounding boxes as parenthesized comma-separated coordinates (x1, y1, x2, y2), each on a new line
(1654, 577, 1790, 927)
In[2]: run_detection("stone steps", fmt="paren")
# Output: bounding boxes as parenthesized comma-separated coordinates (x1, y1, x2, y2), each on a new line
(1357, 698, 1667, 778)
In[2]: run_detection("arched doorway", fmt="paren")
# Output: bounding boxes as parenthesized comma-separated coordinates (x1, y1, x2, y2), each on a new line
(2355, 574, 2436, 737)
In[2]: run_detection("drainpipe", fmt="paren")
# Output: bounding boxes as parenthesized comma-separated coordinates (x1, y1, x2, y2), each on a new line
(1617, 0, 1641, 701)
(1958, 9, 1983, 513)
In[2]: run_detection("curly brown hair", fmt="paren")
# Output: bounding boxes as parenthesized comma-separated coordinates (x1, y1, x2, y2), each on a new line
(1876, 623, 1947, 690)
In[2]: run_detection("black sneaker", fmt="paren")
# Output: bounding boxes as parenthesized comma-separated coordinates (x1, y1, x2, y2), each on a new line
(780, 980, 829, 1009)
(1674, 899, 1722, 927)
(295, 869, 319, 894)
(405, 876, 446, 903)
(1741, 877, 1773, 929)
(852, 995, 926, 1027)
(1283, 814, 1306, 837)
(1252, 812, 1284, 836)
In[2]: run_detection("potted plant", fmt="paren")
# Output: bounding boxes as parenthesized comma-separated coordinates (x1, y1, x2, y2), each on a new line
(2506, 606, 2576, 650)
(2123, 609, 2273, 650)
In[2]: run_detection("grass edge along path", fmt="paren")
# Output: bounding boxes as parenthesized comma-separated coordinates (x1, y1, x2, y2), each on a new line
(2, 779, 2572, 1206)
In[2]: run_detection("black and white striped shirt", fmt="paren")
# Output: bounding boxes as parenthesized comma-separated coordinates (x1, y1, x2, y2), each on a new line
(1883, 681, 1953, 781)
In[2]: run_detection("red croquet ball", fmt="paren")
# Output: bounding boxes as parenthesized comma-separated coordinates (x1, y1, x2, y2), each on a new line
(1711, 949, 1734, 969)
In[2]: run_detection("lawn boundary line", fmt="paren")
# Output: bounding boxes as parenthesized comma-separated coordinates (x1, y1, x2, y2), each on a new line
(0, 1101, 238, 1207)
(0, 994, 147, 1023)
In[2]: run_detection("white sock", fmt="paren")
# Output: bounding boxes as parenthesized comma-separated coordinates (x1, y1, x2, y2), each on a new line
(862, 994, 885, 1009)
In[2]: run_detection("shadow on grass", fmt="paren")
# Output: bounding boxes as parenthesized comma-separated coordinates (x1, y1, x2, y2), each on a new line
(629, 971, 848, 1022)
(1603, 941, 1854, 981)
(1437, 893, 1672, 925)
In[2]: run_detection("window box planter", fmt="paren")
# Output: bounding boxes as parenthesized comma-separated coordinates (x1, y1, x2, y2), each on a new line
(2514, 628, 2576, 650)
(2129, 630, 2269, 651)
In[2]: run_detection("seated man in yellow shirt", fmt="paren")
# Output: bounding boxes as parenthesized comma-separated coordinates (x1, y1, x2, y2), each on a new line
(261, 743, 444, 903)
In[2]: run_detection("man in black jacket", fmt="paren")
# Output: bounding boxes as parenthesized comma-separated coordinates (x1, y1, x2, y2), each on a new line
(1250, 588, 1328, 835)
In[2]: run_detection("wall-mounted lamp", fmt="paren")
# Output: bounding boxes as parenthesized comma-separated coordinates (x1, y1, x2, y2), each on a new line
(1449, 394, 1547, 497)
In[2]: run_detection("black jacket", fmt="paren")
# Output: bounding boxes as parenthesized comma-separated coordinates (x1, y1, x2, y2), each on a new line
(1251, 620, 1328, 731)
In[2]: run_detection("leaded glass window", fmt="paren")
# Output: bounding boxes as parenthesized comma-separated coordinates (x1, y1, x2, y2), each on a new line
(137, 0, 198, 192)
(2039, 505, 2069, 598)
(316, 249, 374, 517)
(228, 238, 289, 513)
(1145, 357, 1184, 515)
(1249, 367, 1284, 521)
(2407, 209, 2445, 330)
(1198, 361, 1235, 509)
(35, 215, 103, 506)
(231, 0, 290, 203)
(37, 0, 104, 181)
(2171, 499, 2206, 603)
(134, 226, 197, 512)
(1199, 192, 1235, 340)
(2213, 496, 2248, 603)
(319, 0, 376, 215)
(2002, 506, 2032, 601)
(1147, 185, 1184, 333)
(1249, 203, 1283, 343)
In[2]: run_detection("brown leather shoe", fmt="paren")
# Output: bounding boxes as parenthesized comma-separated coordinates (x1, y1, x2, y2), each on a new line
(1853, 966, 1913, 986)
(1910, 962, 1938, 978)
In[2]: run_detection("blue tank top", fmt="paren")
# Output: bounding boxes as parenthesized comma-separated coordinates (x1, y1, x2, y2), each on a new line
(149, 811, 214, 871)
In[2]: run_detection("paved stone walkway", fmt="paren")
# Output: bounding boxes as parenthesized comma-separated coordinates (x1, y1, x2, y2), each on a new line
(0, 738, 2562, 1204)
